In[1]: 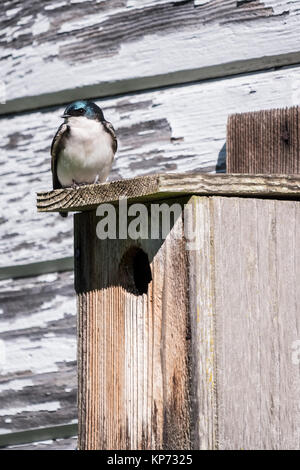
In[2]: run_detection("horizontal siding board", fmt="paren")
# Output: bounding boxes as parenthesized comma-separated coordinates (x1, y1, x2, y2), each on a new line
(0, 271, 77, 435)
(1, 66, 300, 265)
(3, 435, 77, 450)
(0, 0, 300, 114)
(0, 423, 77, 448)
(0, 257, 74, 282)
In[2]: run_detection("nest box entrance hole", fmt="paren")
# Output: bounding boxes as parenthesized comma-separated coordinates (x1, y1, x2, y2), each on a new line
(119, 246, 152, 295)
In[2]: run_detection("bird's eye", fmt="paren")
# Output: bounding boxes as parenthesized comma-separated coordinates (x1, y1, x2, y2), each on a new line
(78, 108, 84, 114)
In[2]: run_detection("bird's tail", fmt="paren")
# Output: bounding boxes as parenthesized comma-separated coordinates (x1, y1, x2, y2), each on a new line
(59, 212, 68, 218)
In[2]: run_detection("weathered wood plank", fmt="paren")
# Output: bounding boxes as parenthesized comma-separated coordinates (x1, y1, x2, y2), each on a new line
(186, 196, 217, 450)
(0, 271, 77, 435)
(73, 195, 300, 449)
(75, 209, 190, 450)
(227, 106, 300, 173)
(274, 201, 300, 449)
(212, 197, 300, 449)
(37, 173, 300, 213)
(183, 195, 300, 449)
(2, 66, 300, 266)
(1, 0, 299, 114)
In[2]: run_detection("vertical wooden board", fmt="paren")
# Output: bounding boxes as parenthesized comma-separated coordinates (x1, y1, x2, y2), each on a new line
(227, 107, 300, 174)
(185, 196, 217, 450)
(213, 197, 262, 449)
(212, 196, 300, 449)
(75, 205, 190, 450)
(274, 201, 300, 449)
(254, 199, 280, 448)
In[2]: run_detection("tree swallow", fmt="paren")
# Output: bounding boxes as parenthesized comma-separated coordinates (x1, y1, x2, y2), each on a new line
(51, 100, 117, 217)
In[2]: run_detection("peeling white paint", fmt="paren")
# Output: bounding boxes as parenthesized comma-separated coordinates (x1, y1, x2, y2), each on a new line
(57, 5, 126, 33)
(0, 378, 33, 393)
(71, 0, 94, 3)
(32, 14, 50, 36)
(0, 294, 75, 332)
(36, 273, 59, 283)
(126, 0, 181, 8)
(58, 16, 101, 33)
(1, 0, 299, 106)
(44, 1, 67, 10)
(1, 66, 300, 265)
(0, 340, 6, 372)
(0, 401, 61, 417)
(138, 130, 156, 135)
(17, 15, 33, 27)
(0, 272, 72, 292)
(43, 332, 56, 338)
(30, 439, 54, 445)
(263, 0, 295, 15)
(0, 428, 10, 434)
(194, 0, 211, 5)
(6, 7, 22, 17)
(0, 336, 76, 375)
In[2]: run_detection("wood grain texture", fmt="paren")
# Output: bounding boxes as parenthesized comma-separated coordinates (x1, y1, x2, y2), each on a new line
(212, 197, 300, 449)
(186, 196, 217, 450)
(187, 195, 300, 449)
(75, 209, 190, 450)
(1, 0, 299, 114)
(0, 271, 77, 435)
(227, 106, 300, 173)
(3, 65, 300, 266)
(37, 173, 300, 213)
(74, 195, 300, 449)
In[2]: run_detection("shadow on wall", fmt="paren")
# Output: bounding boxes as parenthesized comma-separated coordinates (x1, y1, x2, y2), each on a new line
(216, 142, 226, 173)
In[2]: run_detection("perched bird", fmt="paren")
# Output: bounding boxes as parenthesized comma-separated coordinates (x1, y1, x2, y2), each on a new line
(51, 100, 117, 217)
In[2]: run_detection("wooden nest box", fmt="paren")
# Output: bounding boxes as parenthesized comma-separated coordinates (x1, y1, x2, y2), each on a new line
(37, 172, 300, 450)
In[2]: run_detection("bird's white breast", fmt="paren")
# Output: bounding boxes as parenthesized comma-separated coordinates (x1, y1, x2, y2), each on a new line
(57, 116, 115, 187)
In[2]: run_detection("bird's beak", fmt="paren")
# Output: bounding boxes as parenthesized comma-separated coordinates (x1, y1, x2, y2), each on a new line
(61, 113, 70, 118)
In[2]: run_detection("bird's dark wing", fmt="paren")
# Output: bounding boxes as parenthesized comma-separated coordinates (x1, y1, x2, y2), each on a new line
(103, 120, 118, 154)
(51, 123, 69, 190)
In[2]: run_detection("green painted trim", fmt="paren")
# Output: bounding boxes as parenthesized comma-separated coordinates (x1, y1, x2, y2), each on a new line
(1, 53, 300, 116)
(0, 423, 78, 448)
(0, 257, 74, 281)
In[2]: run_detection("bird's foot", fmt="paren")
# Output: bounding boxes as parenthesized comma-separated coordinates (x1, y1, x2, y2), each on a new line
(71, 180, 89, 188)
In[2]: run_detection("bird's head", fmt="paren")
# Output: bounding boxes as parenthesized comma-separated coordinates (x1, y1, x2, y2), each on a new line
(61, 100, 104, 121)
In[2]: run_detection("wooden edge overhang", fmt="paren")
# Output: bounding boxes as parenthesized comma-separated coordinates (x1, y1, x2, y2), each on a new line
(37, 173, 300, 214)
